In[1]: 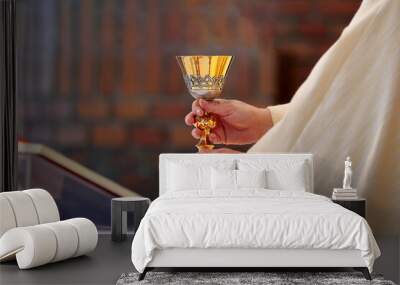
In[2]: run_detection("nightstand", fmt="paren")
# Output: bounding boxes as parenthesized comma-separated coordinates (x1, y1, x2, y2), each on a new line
(332, 198, 366, 218)
(111, 197, 150, 242)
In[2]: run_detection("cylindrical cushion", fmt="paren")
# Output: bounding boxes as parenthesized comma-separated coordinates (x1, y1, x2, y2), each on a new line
(0, 196, 17, 237)
(65, 218, 98, 257)
(23, 189, 60, 223)
(42, 221, 79, 262)
(0, 192, 39, 227)
(0, 218, 98, 269)
(0, 226, 57, 269)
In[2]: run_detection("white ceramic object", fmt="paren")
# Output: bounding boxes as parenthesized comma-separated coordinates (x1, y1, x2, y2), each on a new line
(0, 196, 17, 237)
(343, 156, 353, 189)
(23, 189, 60, 224)
(1, 191, 40, 227)
(0, 218, 97, 269)
(0, 189, 98, 269)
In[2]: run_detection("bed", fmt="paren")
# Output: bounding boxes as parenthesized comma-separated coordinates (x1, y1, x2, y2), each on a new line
(131, 153, 380, 280)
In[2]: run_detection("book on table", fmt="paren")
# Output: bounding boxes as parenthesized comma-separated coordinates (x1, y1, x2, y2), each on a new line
(332, 188, 358, 200)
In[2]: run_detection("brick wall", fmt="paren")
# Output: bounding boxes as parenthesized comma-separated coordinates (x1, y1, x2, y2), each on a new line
(16, 0, 361, 199)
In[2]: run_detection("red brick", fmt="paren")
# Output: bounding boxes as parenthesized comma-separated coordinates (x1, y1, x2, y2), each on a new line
(78, 100, 109, 119)
(228, 54, 250, 100)
(48, 100, 72, 120)
(152, 101, 188, 120)
(79, 0, 94, 97)
(57, 126, 88, 146)
(294, 66, 312, 85)
(238, 19, 257, 48)
(298, 22, 326, 37)
(164, 8, 182, 42)
(58, 1, 72, 96)
(143, 50, 161, 94)
(121, 1, 141, 96)
(143, 1, 161, 94)
(28, 126, 52, 144)
(114, 100, 148, 119)
(327, 23, 348, 37)
(184, 7, 209, 46)
(319, 1, 360, 15)
(119, 174, 149, 196)
(132, 127, 164, 147)
(259, 21, 277, 39)
(259, 43, 277, 98)
(212, 0, 233, 46)
(164, 59, 185, 96)
(170, 126, 195, 148)
(92, 125, 127, 147)
(276, 0, 312, 15)
(99, 0, 116, 95)
(279, 42, 315, 57)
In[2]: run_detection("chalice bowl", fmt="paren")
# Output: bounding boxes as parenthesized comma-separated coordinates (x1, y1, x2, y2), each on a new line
(176, 55, 233, 151)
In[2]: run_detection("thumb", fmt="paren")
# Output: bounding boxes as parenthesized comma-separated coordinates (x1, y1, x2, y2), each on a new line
(198, 99, 231, 116)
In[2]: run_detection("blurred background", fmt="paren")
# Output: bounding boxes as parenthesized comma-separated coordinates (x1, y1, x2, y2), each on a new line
(15, 0, 361, 224)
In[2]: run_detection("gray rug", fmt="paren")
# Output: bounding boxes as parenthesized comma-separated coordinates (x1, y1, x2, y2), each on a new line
(117, 272, 396, 285)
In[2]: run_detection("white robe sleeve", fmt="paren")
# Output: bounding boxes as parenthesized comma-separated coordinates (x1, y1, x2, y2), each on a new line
(248, 0, 400, 235)
(268, 103, 290, 125)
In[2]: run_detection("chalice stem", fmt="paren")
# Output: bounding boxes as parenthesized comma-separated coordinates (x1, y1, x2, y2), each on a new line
(197, 128, 211, 150)
(195, 112, 216, 151)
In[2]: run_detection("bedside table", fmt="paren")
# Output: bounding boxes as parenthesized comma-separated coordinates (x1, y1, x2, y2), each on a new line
(332, 198, 366, 218)
(111, 197, 151, 242)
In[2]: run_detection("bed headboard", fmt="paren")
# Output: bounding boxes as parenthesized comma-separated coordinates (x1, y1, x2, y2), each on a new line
(159, 153, 313, 196)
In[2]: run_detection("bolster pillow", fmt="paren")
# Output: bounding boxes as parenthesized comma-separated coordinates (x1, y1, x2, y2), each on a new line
(0, 218, 98, 269)
(0, 189, 60, 237)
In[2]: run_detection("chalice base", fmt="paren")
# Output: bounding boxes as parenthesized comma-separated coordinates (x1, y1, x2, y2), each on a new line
(196, 142, 215, 151)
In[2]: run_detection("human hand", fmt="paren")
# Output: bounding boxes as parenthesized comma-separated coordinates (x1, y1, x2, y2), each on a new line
(185, 99, 273, 145)
(198, 147, 242, 154)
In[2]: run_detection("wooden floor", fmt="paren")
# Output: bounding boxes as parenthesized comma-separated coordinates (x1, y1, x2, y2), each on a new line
(0, 234, 133, 285)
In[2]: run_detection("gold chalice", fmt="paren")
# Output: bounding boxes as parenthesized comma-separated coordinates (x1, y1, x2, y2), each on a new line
(176, 55, 233, 151)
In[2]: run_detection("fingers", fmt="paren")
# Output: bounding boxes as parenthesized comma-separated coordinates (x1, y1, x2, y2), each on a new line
(198, 99, 231, 116)
(191, 128, 202, 139)
(199, 147, 241, 154)
(191, 100, 204, 116)
(184, 112, 196, 126)
(191, 99, 231, 116)
(187, 98, 231, 127)
(209, 133, 222, 144)
(186, 98, 231, 142)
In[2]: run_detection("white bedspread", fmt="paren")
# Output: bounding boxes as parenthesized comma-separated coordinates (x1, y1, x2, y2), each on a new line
(131, 190, 380, 272)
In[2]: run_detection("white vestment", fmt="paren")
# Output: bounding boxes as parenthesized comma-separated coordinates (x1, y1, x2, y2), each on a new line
(249, 0, 400, 235)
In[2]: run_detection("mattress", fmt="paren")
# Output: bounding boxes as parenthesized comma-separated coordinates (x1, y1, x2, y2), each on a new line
(131, 190, 380, 273)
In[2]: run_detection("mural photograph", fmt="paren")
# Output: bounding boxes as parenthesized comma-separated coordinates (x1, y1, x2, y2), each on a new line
(1, 0, 399, 284)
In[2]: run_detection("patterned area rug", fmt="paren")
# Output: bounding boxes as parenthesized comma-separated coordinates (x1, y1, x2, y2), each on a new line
(117, 272, 396, 285)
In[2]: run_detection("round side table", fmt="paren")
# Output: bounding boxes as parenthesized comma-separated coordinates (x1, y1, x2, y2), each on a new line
(111, 196, 150, 242)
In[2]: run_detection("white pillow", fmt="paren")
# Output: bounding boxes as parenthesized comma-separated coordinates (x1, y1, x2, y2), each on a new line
(167, 160, 235, 192)
(267, 166, 306, 191)
(211, 168, 267, 190)
(236, 169, 267, 189)
(238, 159, 307, 191)
(211, 168, 236, 190)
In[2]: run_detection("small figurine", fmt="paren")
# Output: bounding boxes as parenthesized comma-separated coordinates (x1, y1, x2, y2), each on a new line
(343, 156, 353, 189)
